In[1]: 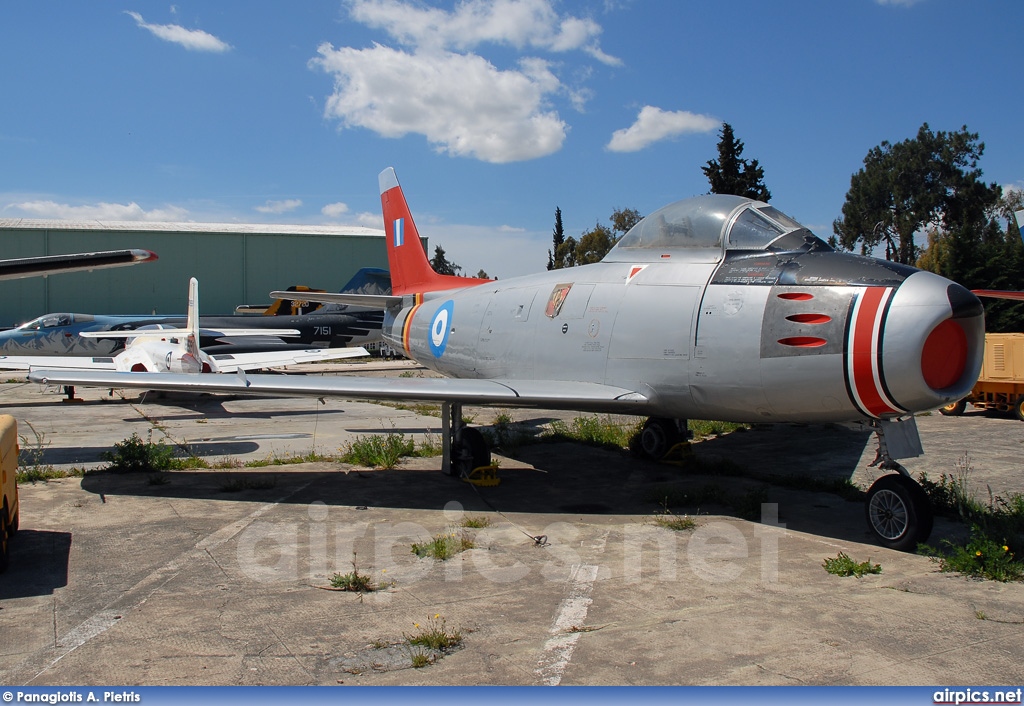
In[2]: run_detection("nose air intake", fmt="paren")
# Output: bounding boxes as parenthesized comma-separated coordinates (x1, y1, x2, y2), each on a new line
(880, 274, 984, 415)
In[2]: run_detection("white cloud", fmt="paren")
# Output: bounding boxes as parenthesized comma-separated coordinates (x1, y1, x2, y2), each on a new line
(606, 106, 719, 153)
(256, 199, 302, 215)
(875, 0, 925, 6)
(353, 211, 383, 228)
(125, 11, 231, 53)
(347, 0, 620, 66)
(312, 44, 566, 163)
(4, 199, 189, 221)
(321, 202, 350, 218)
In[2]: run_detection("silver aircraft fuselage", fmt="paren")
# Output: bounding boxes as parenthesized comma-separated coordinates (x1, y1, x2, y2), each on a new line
(384, 195, 983, 424)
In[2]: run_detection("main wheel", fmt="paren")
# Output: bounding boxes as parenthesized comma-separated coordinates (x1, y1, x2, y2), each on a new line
(865, 474, 933, 551)
(1014, 396, 1024, 422)
(638, 418, 680, 459)
(452, 427, 489, 478)
(939, 399, 967, 416)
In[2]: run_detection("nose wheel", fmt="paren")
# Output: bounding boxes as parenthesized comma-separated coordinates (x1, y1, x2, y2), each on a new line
(865, 473, 933, 551)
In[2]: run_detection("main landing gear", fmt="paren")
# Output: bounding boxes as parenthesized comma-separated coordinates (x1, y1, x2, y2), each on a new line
(864, 421, 933, 552)
(441, 402, 490, 478)
(636, 417, 689, 459)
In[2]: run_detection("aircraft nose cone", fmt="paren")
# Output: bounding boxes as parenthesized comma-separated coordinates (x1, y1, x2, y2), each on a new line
(881, 272, 984, 413)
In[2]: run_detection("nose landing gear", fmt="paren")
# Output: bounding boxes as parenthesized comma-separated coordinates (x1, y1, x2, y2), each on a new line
(866, 418, 934, 551)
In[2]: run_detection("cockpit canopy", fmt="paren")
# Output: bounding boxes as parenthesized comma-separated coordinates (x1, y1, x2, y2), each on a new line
(603, 194, 829, 263)
(16, 313, 94, 330)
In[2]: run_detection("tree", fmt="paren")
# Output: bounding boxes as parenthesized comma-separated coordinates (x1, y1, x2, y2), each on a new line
(575, 223, 615, 265)
(610, 207, 642, 237)
(701, 123, 771, 201)
(916, 190, 1024, 332)
(833, 123, 1000, 266)
(475, 269, 490, 279)
(547, 207, 564, 270)
(429, 245, 462, 276)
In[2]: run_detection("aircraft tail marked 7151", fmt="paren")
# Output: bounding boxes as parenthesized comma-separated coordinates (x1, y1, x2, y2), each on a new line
(30, 168, 985, 550)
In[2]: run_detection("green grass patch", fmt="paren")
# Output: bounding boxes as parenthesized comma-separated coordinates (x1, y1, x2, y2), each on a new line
(916, 454, 1024, 581)
(405, 615, 462, 651)
(650, 500, 697, 531)
(459, 516, 492, 529)
(341, 432, 416, 469)
(15, 467, 87, 483)
(544, 415, 641, 451)
(921, 526, 1024, 582)
(823, 551, 882, 578)
(101, 432, 177, 473)
(688, 420, 750, 440)
(411, 531, 475, 560)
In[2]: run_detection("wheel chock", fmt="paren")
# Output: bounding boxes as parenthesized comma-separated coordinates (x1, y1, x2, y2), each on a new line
(661, 441, 694, 466)
(463, 464, 500, 486)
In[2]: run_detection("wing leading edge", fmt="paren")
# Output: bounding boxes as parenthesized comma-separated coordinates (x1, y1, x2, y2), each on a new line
(26, 369, 650, 413)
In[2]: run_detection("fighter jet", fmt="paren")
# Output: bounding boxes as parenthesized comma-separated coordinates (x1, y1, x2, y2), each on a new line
(2, 277, 367, 377)
(29, 168, 986, 551)
(0, 248, 157, 280)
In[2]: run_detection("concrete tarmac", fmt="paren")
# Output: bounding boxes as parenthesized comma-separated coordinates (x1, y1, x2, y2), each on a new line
(1, 361, 1023, 686)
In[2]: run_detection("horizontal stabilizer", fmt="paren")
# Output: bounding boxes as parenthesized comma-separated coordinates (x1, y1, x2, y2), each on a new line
(268, 291, 402, 309)
(79, 327, 302, 339)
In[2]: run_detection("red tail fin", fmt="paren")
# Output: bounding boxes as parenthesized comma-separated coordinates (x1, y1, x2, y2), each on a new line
(378, 167, 491, 296)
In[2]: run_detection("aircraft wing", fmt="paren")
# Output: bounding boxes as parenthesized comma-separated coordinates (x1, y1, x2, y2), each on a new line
(26, 369, 650, 412)
(269, 291, 402, 309)
(972, 290, 1024, 301)
(0, 249, 157, 281)
(79, 327, 302, 339)
(206, 346, 370, 372)
(0, 355, 117, 371)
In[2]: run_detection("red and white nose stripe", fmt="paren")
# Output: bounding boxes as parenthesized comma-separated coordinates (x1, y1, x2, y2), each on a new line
(845, 286, 905, 418)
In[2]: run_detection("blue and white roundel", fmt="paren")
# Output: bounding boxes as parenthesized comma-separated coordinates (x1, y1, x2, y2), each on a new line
(429, 300, 455, 358)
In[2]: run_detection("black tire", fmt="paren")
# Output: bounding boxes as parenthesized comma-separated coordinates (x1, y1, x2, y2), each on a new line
(865, 474, 933, 551)
(939, 399, 967, 417)
(452, 427, 489, 478)
(638, 418, 680, 459)
(1015, 396, 1024, 422)
(0, 505, 9, 574)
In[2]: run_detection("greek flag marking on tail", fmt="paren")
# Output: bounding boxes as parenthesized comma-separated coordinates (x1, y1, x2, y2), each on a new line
(393, 218, 405, 247)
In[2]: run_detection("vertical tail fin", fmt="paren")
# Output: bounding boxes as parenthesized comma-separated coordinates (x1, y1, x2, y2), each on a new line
(185, 277, 202, 362)
(378, 167, 491, 296)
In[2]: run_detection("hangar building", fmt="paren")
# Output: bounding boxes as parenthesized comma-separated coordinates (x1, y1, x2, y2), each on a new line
(0, 219, 389, 328)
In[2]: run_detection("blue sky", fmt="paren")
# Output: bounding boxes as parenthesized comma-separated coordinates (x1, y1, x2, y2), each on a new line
(2, 0, 1022, 282)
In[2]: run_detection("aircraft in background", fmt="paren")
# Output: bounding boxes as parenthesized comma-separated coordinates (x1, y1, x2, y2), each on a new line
(29, 168, 986, 551)
(1, 277, 367, 378)
(0, 268, 387, 357)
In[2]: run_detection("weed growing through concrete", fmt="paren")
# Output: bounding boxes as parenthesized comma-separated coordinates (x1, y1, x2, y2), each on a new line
(405, 615, 462, 651)
(101, 431, 176, 473)
(921, 528, 1023, 582)
(651, 499, 697, 531)
(822, 551, 881, 578)
(917, 454, 1024, 581)
(544, 415, 641, 450)
(459, 516, 492, 529)
(329, 551, 391, 592)
(411, 530, 475, 560)
(342, 432, 415, 469)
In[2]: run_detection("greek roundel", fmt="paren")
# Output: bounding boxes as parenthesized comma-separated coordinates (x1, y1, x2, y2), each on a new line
(429, 300, 455, 358)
